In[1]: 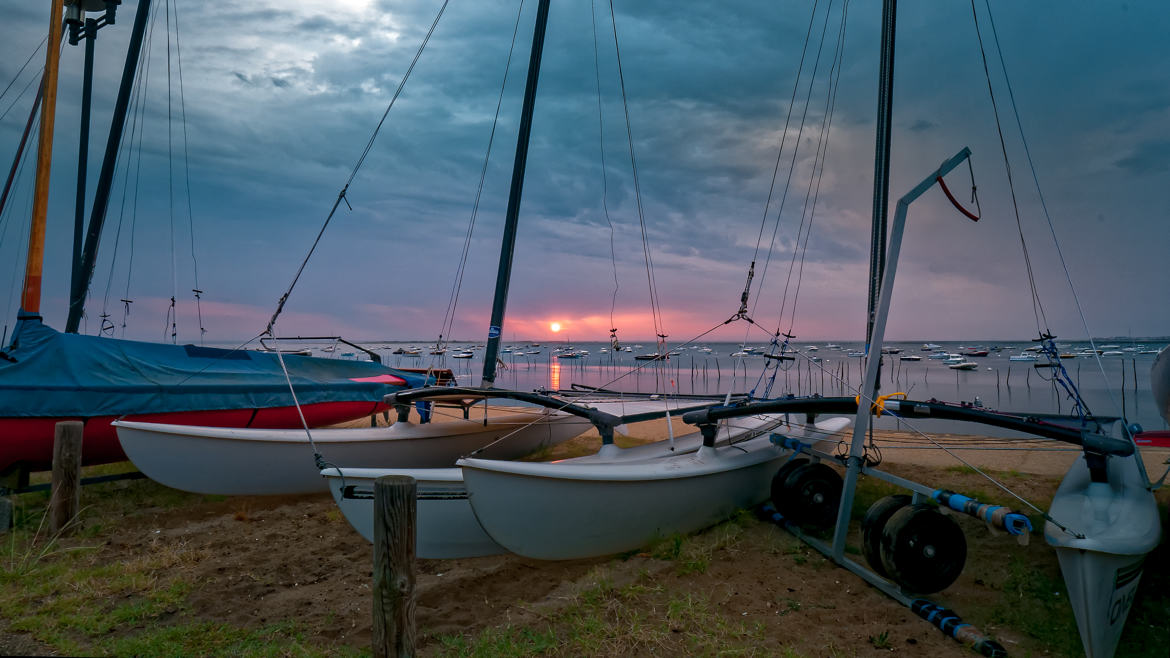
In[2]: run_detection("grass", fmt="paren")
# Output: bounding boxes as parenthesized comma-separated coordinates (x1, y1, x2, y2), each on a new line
(3, 459, 1168, 657)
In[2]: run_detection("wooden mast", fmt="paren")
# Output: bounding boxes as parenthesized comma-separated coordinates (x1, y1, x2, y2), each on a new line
(20, 0, 66, 316)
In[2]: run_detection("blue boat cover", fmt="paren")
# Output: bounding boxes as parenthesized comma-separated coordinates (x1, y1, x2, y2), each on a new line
(0, 319, 428, 417)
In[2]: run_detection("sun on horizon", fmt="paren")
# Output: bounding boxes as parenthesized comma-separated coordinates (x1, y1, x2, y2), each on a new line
(549, 322, 562, 333)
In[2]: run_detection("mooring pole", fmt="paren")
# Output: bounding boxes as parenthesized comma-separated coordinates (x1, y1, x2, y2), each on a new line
(373, 475, 417, 658)
(49, 420, 84, 535)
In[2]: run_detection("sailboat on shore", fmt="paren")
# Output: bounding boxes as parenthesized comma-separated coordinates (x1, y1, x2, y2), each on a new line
(0, 0, 430, 477)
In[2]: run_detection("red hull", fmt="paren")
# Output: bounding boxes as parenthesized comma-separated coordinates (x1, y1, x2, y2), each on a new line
(0, 400, 387, 473)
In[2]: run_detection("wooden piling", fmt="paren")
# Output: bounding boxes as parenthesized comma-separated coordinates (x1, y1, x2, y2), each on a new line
(373, 475, 417, 658)
(50, 421, 83, 535)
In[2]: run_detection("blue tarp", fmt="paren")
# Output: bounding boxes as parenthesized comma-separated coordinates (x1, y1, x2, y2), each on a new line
(0, 319, 427, 417)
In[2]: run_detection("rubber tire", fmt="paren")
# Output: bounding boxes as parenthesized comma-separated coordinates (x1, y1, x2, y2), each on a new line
(861, 494, 912, 577)
(879, 504, 967, 594)
(777, 462, 843, 529)
(769, 458, 810, 515)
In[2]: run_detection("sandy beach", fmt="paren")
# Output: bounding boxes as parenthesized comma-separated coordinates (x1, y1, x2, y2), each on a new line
(2, 408, 1166, 656)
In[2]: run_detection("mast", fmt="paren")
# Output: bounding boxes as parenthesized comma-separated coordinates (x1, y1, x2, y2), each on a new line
(480, 0, 552, 387)
(66, 0, 152, 333)
(865, 0, 896, 351)
(19, 0, 67, 318)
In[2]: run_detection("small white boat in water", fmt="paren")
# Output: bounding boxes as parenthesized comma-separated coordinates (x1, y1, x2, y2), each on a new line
(947, 361, 978, 370)
(1008, 354, 1038, 362)
(114, 409, 590, 495)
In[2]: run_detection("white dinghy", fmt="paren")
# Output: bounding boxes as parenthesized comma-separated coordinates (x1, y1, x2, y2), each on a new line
(1044, 421, 1162, 658)
(114, 408, 590, 495)
(459, 432, 791, 560)
(324, 407, 850, 558)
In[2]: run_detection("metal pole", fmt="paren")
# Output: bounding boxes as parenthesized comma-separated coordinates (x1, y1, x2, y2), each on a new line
(831, 147, 973, 560)
(66, 0, 152, 333)
(866, 0, 897, 351)
(481, 0, 552, 386)
(70, 17, 97, 318)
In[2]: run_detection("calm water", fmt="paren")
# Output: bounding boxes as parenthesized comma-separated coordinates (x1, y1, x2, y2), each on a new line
(293, 339, 1167, 435)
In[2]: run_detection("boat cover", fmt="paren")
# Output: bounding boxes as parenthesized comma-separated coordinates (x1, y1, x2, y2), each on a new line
(0, 318, 427, 418)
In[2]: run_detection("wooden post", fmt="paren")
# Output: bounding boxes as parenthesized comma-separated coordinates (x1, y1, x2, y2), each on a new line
(373, 475, 416, 658)
(50, 421, 83, 535)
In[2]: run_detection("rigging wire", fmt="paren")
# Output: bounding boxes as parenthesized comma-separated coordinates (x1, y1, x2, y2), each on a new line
(163, 0, 178, 343)
(1, 118, 38, 327)
(121, 4, 163, 336)
(170, 0, 205, 343)
(980, 0, 1121, 417)
(101, 16, 153, 331)
(591, 0, 621, 349)
(783, 0, 850, 338)
(0, 64, 44, 127)
(755, 0, 838, 333)
(750, 0, 821, 267)
(745, 0, 847, 400)
(265, 0, 450, 334)
(435, 0, 525, 354)
(0, 34, 47, 110)
(967, 1, 1048, 338)
(607, 0, 668, 361)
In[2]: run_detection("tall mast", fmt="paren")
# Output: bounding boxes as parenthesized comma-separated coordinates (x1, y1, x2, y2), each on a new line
(865, 0, 897, 350)
(19, 0, 67, 317)
(66, 0, 152, 333)
(480, 0, 552, 387)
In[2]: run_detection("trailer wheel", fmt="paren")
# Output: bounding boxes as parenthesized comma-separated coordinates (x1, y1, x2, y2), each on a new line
(861, 494, 912, 577)
(769, 458, 809, 515)
(776, 462, 842, 529)
(879, 504, 967, 593)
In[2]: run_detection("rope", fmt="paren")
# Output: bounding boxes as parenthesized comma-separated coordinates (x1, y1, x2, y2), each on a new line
(267, 0, 449, 332)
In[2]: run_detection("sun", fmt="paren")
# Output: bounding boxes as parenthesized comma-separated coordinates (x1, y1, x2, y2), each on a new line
(549, 322, 562, 333)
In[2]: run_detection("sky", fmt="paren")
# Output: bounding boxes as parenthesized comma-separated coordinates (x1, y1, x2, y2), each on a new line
(0, 0, 1167, 346)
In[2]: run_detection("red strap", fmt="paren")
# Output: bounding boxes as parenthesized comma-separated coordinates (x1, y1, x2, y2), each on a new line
(936, 176, 980, 222)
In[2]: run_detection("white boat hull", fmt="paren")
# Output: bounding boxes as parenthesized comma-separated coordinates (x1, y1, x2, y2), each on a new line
(461, 434, 790, 560)
(324, 414, 849, 559)
(1045, 448, 1162, 658)
(114, 410, 590, 495)
(325, 467, 503, 558)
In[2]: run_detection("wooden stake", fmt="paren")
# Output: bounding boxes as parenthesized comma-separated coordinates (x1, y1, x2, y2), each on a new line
(49, 421, 83, 535)
(373, 475, 416, 658)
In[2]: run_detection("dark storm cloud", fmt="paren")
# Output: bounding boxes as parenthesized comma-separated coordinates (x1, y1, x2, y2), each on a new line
(0, 1, 1166, 341)
(1114, 139, 1170, 174)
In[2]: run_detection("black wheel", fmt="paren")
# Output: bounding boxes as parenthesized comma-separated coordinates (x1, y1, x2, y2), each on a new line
(776, 462, 843, 529)
(879, 504, 967, 594)
(770, 458, 809, 513)
(861, 494, 912, 577)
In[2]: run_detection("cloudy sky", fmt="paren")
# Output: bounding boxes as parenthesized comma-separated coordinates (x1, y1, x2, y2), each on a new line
(0, 1, 1166, 346)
